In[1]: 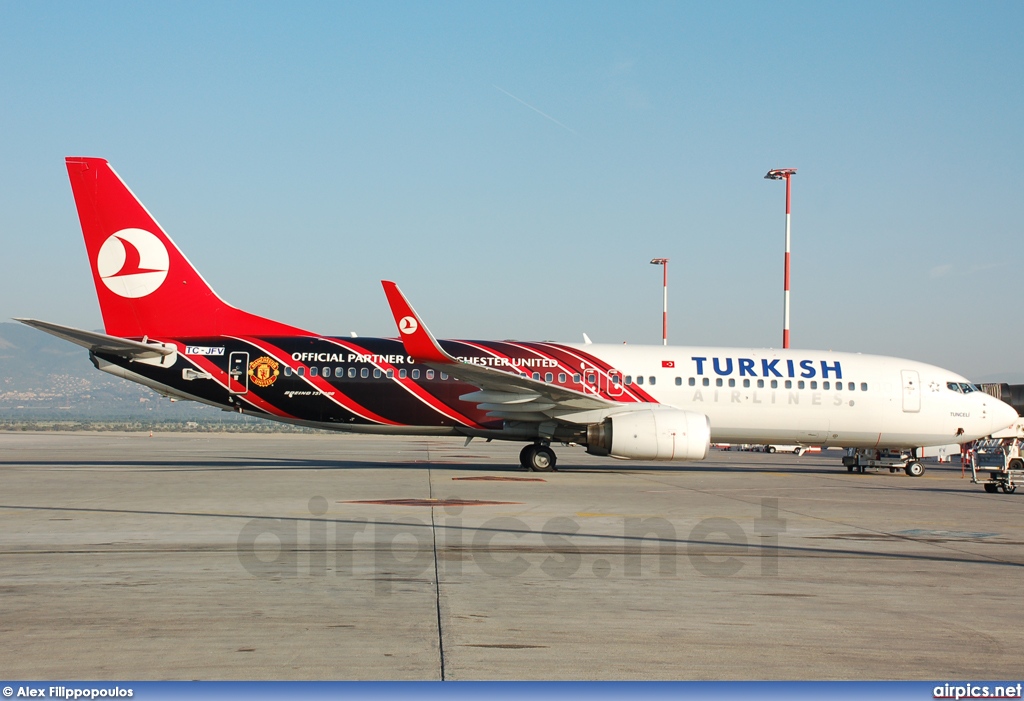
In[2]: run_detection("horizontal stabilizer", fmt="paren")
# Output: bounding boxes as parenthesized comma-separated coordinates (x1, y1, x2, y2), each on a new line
(15, 318, 174, 359)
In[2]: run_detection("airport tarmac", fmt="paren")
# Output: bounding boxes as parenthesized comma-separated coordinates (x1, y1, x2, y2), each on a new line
(1, 431, 1022, 680)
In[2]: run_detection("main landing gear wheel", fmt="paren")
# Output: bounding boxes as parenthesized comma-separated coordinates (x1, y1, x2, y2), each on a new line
(520, 443, 557, 472)
(905, 462, 925, 477)
(1003, 484, 1017, 494)
(984, 482, 999, 493)
(766, 446, 776, 454)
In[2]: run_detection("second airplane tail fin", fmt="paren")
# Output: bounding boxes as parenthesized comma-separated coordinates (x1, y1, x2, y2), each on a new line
(66, 157, 308, 339)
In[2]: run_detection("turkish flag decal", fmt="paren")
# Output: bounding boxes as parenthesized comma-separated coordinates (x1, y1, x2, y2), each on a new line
(662, 360, 675, 368)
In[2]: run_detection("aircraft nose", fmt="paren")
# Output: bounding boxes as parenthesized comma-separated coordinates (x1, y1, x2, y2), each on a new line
(990, 398, 1020, 434)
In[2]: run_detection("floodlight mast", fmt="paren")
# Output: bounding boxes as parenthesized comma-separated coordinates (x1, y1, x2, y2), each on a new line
(764, 168, 797, 349)
(650, 258, 669, 346)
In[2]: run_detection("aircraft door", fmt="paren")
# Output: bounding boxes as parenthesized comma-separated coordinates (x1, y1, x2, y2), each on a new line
(228, 352, 249, 394)
(607, 370, 624, 398)
(901, 370, 920, 413)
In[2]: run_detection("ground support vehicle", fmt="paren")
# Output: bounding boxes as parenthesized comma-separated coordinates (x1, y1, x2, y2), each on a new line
(760, 444, 808, 455)
(970, 437, 1023, 494)
(842, 448, 925, 477)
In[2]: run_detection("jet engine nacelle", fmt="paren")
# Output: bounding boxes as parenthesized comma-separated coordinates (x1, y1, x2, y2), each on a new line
(586, 407, 711, 461)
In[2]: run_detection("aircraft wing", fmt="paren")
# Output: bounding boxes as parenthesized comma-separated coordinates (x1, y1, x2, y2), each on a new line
(15, 318, 175, 360)
(380, 282, 618, 422)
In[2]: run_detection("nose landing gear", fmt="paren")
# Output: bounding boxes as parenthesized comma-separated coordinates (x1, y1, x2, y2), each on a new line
(520, 443, 557, 472)
(905, 461, 925, 477)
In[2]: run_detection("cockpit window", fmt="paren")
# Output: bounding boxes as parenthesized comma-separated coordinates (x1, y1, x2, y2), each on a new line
(947, 382, 962, 393)
(948, 382, 981, 393)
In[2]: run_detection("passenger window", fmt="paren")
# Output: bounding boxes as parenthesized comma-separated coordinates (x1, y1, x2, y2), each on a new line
(836, 382, 842, 391)
(611, 375, 620, 385)
(412, 369, 420, 380)
(688, 377, 695, 387)
(426, 369, 435, 380)
(848, 382, 854, 391)
(386, 369, 394, 379)
(743, 379, 750, 388)
(360, 368, 369, 378)
(348, 367, 357, 378)
(335, 366, 343, 377)
(715, 378, 723, 387)
(587, 373, 597, 384)
(648, 376, 655, 385)
(675, 377, 682, 386)
(770, 380, 778, 389)
(625, 376, 632, 385)
(810, 381, 817, 389)
(637, 376, 644, 385)
(322, 367, 331, 378)
(399, 369, 407, 379)
(440, 372, 448, 380)
(284, 366, 292, 377)
(532, 372, 540, 381)
(702, 377, 710, 387)
(785, 380, 792, 389)
(573, 373, 581, 383)
(798, 380, 805, 389)
(310, 366, 318, 377)
(545, 372, 553, 383)
(297, 367, 305, 377)
(757, 379, 764, 389)
(861, 382, 868, 391)
(558, 373, 566, 383)
(728, 378, 735, 387)
(823, 381, 830, 390)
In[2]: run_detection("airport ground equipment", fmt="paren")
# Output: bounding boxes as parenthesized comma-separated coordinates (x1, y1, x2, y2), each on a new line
(842, 448, 925, 477)
(760, 444, 807, 455)
(970, 437, 1023, 494)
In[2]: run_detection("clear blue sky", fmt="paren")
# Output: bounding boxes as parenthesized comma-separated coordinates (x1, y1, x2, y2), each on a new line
(1, 1, 1021, 380)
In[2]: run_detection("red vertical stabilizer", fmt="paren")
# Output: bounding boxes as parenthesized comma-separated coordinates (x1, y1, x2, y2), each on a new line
(66, 157, 311, 339)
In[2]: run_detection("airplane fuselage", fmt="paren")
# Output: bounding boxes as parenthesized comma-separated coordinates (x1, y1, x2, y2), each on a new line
(95, 335, 1003, 450)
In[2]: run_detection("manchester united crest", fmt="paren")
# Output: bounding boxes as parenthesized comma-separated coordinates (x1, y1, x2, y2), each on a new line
(248, 356, 280, 388)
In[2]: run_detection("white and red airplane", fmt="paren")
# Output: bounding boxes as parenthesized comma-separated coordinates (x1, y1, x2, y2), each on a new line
(17, 157, 1019, 472)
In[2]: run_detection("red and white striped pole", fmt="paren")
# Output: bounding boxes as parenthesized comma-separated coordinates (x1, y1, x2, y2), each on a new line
(650, 258, 669, 345)
(765, 168, 797, 349)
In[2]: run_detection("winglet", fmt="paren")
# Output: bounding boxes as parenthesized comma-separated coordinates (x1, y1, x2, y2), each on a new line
(381, 281, 456, 364)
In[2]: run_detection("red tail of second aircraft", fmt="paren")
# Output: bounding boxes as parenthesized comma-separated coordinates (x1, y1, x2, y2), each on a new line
(66, 157, 309, 339)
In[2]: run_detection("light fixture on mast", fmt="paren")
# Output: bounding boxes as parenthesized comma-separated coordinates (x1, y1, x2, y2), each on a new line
(649, 258, 669, 346)
(764, 168, 797, 349)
